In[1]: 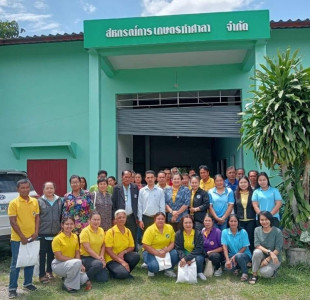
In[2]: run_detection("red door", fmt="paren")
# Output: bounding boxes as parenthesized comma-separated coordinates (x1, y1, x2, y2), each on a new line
(27, 159, 67, 197)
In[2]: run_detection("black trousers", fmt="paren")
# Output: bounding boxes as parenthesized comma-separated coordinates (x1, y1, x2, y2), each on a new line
(81, 256, 109, 282)
(126, 214, 138, 249)
(142, 215, 154, 232)
(240, 219, 256, 253)
(106, 252, 140, 279)
(39, 238, 54, 278)
(206, 252, 225, 270)
(194, 221, 204, 231)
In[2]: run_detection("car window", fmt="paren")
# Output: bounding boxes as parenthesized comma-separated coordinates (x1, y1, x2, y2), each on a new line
(0, 174, 35, 193)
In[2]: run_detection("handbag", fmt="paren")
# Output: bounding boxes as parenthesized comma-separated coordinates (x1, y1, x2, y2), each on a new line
(16, 240, 40, 268)
(176, 259, 197, 284)
(155, 252, 172, 271)
(203, 258, 214, 277)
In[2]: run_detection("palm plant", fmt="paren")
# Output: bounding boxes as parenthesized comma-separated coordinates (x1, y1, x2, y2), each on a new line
(240, 49, 310, 235)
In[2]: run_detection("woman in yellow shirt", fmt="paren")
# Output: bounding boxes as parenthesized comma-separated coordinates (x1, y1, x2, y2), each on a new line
(80, 211, 108, 283)
(142, 212, 178, 278)
(105, 209, 140, 279)
(52, 217, 91, 293)
(234, 176, 256, 253)
(175, 215, 206, 280)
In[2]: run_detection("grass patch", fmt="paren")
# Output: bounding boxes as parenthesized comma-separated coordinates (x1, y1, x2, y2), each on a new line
(0, 258, 309, 300)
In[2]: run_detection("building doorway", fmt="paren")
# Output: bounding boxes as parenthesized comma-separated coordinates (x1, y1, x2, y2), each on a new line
(27, 159, 67, 196)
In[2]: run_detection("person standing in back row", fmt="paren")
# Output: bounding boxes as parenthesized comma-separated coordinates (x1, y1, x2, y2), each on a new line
(199, 165, 215, 191)
(225, 166, 238, 192)
(112, 170, 139, 249)
(8, 179, 40, 299)
(38, 182, 63, 284)
(138, 170, 166, 233)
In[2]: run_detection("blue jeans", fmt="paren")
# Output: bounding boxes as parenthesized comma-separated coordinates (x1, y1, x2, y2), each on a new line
(225, 253, 251, 274)
(195, 254, 205, 274)
(143, 249, 179, 273)
(214, 220, 227, 231)
(9, 241, 34, 291)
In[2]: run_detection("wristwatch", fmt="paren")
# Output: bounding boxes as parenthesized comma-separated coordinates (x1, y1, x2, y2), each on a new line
(267, 250, 271, 255)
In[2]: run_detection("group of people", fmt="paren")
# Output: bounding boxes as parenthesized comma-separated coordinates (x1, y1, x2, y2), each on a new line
(7, 165, 283, 299)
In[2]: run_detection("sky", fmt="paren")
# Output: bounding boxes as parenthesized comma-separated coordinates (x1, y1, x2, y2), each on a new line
(0, 0, 309, 37)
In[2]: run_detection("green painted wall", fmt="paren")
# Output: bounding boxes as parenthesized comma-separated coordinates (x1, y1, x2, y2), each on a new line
(0, 41, 90, 191)
(267, 28, 310, 66)
(1, 25, 309, 187)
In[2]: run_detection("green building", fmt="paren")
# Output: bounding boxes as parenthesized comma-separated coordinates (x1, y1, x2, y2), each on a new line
(0, 10, 309, 194)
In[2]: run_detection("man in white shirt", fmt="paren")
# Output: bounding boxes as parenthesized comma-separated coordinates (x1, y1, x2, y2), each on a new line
(138, 170, 165, 232)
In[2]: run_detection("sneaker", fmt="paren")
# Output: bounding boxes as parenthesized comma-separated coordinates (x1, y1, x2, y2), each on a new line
(197, 273, 207, 281)
(141, 263, 148, 269)
(8, 290, 17, 299)
(148, 271, 155, 277)
(214, 267, 223, 277)
(164, 270, 176, 278)
(23, 284, 37, 291)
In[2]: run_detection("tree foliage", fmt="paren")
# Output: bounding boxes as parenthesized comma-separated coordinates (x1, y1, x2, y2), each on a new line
(0, 20, 20, 39)
(240, 49, 310, 229)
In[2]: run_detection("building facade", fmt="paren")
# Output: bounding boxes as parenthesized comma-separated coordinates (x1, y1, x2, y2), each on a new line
(0, 10, 309, 193)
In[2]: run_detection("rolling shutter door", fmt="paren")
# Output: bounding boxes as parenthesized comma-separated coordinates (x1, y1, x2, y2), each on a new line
(117, 106, 241, 138)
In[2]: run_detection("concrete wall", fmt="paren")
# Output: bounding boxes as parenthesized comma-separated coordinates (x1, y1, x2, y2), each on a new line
(0, 41, 90, 183)
(117, 134, 133, 180)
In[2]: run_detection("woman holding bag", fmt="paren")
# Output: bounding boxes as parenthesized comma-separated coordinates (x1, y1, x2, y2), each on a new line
(52, 217, 91, 293)
(175, 215, 206, 281)
(142, 212, 178, 278)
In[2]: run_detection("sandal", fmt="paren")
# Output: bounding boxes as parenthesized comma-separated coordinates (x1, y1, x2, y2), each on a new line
(85, 280, 92, 291)
(39, 275, 49, 284)
(46, 272, 55, 279)
(248, 276, 258, 284)
(241, 273, 248, 282)
(233, 269, 239, 276)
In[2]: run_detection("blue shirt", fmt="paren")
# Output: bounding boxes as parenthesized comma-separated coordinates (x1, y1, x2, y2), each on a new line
(252, 186, 282, 220)
(224, 179, 238, 192)
(208, 187, 235, 218)
(221, 228, 251, 258)
(123, 185, 133, 215)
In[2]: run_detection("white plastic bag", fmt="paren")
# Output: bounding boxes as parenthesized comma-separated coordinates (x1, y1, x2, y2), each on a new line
(16, 241, 40, 268)
(204, 258, 214, 277)
(155, 252, 172, 271)
(176, 260, 197, 284)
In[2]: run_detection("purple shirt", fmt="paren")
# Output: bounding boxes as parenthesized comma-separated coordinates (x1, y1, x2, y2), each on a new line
(201, 227, 222, 252)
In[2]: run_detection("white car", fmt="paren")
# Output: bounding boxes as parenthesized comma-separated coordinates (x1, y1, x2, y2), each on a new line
(0, 170, 38, 244)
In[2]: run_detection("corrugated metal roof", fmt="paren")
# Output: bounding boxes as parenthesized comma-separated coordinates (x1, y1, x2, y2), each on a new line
(270, 19, 310, 29)
(0, 19, 309, 46)
(0, 32, 83, 45)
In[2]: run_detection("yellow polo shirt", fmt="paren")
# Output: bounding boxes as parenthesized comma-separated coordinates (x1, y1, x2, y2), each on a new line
(199, 178, 215, 191)
(183, 229, 195, 253)
(8, 196, 39, 242)
(142, 223, 175, 250)
(80, 225, 105, 256)
(104, 225, 134, 263)
(52, 232, 79, 258)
